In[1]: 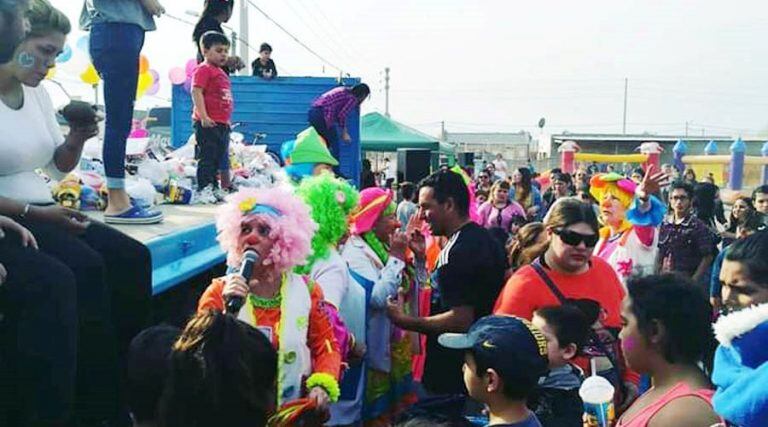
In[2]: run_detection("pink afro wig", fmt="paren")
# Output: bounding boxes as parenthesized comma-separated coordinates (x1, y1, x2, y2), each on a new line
(216, 187, 318, 271)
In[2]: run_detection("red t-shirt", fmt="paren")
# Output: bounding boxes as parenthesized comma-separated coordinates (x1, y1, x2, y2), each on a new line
(192, 62, 233, 124)
(494, 256, 639, 384)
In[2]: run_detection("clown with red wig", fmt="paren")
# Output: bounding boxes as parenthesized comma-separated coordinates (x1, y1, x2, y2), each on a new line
(341, 187, 427, 425)
(589, 166, 668, 285)
(197, 187, 342, 412)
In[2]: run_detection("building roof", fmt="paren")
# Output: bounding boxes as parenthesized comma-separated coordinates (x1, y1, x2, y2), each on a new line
(445, 131, 531, 146)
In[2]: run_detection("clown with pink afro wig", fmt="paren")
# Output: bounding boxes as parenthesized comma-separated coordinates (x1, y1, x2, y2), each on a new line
(216, 186, 317, 270)
(589, 166, 668, 285)
(198, 187, 343, 411)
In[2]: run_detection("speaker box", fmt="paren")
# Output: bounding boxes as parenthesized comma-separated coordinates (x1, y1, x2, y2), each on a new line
(397, 148, 431, 184)
(458, 152, 475, 167)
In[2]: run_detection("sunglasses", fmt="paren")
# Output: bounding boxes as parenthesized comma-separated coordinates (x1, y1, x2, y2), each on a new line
(553, 228, 599, 247)
(670, 195, 689, 201)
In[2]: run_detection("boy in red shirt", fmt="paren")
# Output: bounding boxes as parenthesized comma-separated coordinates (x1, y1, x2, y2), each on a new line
(192, 31, 234, 200)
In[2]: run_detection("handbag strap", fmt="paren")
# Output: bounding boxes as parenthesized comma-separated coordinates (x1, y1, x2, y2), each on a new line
(531, 259, 568, 304)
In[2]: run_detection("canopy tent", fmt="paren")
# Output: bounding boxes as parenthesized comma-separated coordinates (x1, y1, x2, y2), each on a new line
(361, 112, 455, 156)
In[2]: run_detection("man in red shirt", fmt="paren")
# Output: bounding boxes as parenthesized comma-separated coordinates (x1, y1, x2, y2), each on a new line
(191, 30, 233, 199)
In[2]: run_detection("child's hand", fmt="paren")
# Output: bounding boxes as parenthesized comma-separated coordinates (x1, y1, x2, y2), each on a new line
(201, 117, 216, 128)
(341, 130, 352, 142)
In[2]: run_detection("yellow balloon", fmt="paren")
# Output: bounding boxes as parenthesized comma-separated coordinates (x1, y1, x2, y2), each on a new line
(80, 64, 100, 85)
(136, 71, 153, 98)
(46, 67, 56, 80)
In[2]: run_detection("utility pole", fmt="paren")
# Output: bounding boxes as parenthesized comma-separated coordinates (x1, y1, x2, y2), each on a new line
(239, 0, 249, 75)
(441, 120, 445, 140)
(384, 67, 390, 117)
(622, 78, 628, 134)
(685, 121, 689, 137)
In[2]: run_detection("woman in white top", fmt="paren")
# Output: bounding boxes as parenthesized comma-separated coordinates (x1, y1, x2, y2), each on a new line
(0, 2, 152, 424)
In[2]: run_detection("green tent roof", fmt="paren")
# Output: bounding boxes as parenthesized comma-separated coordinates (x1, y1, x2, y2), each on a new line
(361, 112, 455, 155)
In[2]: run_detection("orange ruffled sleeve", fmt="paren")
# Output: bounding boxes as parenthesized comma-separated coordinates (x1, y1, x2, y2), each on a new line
(306, 283, 342, 380)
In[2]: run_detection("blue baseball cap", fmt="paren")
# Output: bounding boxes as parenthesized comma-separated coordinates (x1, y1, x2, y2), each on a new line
(439, 315, 549, 382)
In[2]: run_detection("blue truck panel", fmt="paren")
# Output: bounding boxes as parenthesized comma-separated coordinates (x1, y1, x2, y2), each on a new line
(171, 76, 361, 184)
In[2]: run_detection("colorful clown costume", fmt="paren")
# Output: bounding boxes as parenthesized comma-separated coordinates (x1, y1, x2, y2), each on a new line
(590, 173, 666, 285)
(198, 187, 342, 407)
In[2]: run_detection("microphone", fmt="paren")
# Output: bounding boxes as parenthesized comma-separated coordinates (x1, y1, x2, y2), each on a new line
(225, 250, 259, 314)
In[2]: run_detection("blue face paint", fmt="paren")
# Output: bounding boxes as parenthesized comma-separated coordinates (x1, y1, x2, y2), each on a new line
(17, 51, 35, 68)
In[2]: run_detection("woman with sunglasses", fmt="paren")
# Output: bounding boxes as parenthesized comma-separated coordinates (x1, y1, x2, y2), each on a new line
(589, 167, 668, 286)
(494, 198, 640, 409)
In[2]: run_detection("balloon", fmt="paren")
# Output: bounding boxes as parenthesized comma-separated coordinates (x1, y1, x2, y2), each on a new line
(146, 69, 160, 95)
(185, 59, 197, 77)
(138, 55, 149, 74)
(168, 67, 186, 84)
(80, 64, 100, 85)
(46, 67, 56, 79)
(136, 71, 153, 98)
(183, 78, 192, 94)
(56, 44, 72, 63)
(145, 80, 160, 96)
(76, 35, 89, 52)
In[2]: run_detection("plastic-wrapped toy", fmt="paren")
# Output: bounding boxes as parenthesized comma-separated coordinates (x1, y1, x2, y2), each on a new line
(52, 174, 82, 209)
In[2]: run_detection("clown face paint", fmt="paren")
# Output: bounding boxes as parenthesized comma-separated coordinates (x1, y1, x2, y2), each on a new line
(16, 50, 35, 68)
(10, 32, 65, 87)
(600, 194, 626, 228)
(236, 216, 277, 267)
(619, 297, 652, 373)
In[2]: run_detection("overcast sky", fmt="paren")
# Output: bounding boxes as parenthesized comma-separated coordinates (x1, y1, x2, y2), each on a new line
(47, 0, 768, 138)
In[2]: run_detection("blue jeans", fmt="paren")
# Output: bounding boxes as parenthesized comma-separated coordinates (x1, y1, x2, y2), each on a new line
(90, 23, 145, 190)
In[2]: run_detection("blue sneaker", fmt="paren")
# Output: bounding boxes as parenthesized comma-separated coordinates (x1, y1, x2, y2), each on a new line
(104, 204, 164, 225)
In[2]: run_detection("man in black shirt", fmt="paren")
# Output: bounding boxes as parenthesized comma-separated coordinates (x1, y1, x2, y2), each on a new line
(387, 170, 506, 396)
(251, 42, 278, 79)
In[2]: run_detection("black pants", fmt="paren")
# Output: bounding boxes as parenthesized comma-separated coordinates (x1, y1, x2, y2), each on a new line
(308, 106, 341, 173)
(0, 219, 152, 425)
(0, 237, 77, 427)
(194, 121, 230, 190)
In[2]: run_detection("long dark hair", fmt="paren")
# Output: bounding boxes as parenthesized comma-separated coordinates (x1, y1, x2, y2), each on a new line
(514, 167, 533, 205)
(158, 310, 277, 427)
(726, 196, 755, 232)
(693, 182, 718, 227)
(192, 0, 234, 42)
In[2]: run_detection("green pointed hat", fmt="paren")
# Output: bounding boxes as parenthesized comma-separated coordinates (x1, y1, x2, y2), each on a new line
(289, 127, 339, 166)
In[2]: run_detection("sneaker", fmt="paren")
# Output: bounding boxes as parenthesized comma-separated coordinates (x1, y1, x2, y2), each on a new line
(104, 205, 163, 225)
(193, 185, 218, 205)
(213, 187, 228, 203)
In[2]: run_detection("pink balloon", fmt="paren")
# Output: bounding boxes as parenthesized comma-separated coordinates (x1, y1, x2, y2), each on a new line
(185, 59, 197, 77)
(168, 67, 186, 85)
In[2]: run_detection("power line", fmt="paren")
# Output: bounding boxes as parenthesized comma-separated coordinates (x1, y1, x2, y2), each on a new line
(281, 0, 352, 71)
(245, 0, 346, 74)
(292, 0, 361, 68)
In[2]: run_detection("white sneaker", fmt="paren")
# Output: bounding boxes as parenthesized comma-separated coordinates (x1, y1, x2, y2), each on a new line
(213, 187, 228, 203)
(193, 185, 218, 204)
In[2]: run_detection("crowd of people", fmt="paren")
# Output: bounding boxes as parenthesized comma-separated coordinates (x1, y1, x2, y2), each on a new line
(2, 1, 768, 427)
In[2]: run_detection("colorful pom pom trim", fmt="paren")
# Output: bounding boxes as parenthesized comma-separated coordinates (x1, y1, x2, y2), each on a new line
(305, 372, 340, 403)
